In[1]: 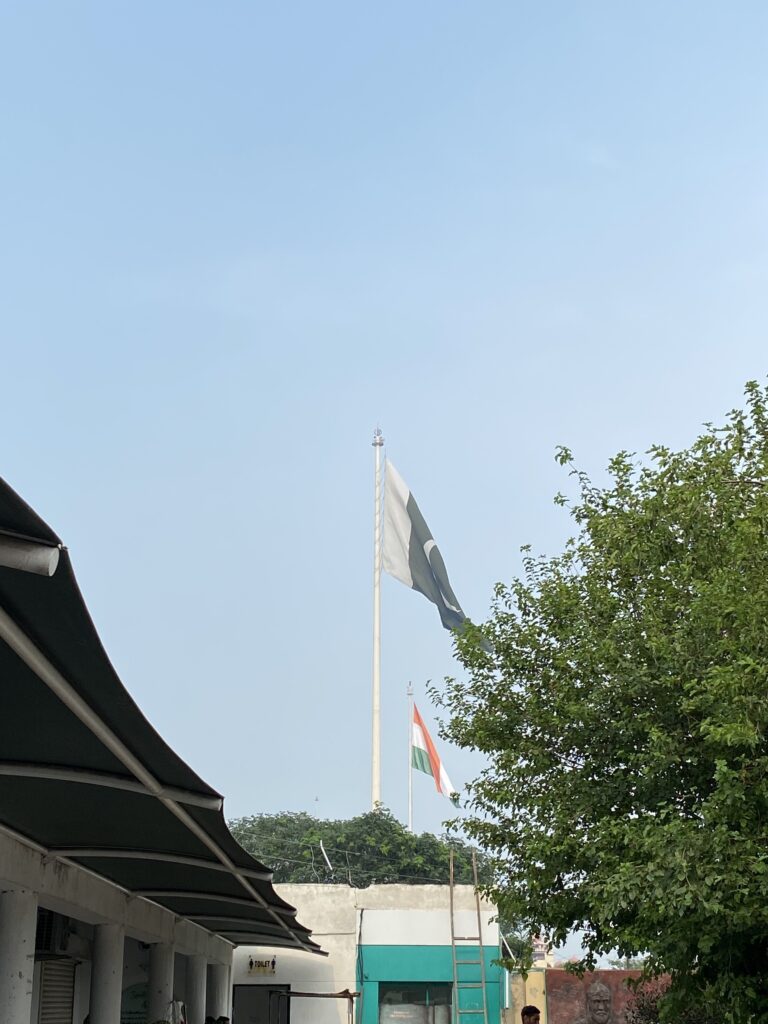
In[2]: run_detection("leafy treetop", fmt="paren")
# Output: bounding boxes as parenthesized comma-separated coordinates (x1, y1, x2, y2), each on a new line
(229, 806, 490, 888)
(437, 381, 768, 1023)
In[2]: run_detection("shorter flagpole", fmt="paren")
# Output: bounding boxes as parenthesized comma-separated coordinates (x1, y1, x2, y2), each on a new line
(407, 682, 414, 831)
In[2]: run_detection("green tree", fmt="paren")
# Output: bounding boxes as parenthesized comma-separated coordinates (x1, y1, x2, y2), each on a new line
(437, 382, 768, 1022)
(229, 806, 489, 888)
(625, 980, 717, 1024)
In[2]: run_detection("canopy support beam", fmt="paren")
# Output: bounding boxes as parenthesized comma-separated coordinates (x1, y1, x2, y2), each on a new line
(0, 763, 223, 811)
(49, 848, 271, 881)
(134, 890, 298, 917)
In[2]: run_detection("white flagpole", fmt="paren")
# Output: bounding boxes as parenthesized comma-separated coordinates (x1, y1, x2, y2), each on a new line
(407, 682, 414, 831)
(371, 428, 384, 808)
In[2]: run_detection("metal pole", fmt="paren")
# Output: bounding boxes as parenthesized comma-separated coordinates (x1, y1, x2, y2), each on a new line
(407, 682, 414, 831)
(449, 849, 459, 1024)
(371, 428, 384, 808)
(472, 850, 490, 1024)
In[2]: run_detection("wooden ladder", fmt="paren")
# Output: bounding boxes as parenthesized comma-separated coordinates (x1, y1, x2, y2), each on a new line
(449, 848, 489, 1024)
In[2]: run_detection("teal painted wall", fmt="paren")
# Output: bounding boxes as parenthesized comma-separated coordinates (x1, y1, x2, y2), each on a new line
(357, 944, 503, 1024)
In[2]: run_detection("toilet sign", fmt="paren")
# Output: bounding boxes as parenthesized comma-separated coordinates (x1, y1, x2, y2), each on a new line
(248, 956, 277, 975)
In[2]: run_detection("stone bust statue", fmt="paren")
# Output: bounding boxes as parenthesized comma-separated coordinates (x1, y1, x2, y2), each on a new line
(572, 981, 613, 1024)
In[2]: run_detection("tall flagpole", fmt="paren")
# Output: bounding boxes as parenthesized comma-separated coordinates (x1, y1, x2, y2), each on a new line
(407, 682, 414, 831)
(371, 427, 384, 808)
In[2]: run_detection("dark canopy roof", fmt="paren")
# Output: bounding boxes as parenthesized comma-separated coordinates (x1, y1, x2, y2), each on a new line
(0, 478, 322, 954)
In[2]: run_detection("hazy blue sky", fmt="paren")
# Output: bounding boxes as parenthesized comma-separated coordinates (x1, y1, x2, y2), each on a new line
(2, 2, 767, 856)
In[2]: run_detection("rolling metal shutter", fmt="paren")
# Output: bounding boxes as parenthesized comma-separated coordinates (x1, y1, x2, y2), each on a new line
(38, 960, 75, 1024)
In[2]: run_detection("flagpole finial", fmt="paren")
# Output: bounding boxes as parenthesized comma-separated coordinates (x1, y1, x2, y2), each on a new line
(372, 427, 384, 448)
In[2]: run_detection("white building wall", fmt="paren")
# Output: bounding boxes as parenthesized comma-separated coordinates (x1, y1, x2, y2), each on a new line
(360, 908, 496, 946)
(232, 884, 359, 1024)
(233, 945, 355, 1024)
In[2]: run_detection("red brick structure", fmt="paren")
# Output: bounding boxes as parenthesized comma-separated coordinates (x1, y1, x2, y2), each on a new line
(545, 969, 642, 1024)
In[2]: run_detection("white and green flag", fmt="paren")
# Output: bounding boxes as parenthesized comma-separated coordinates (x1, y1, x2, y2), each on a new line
(382, 459, 466, 632)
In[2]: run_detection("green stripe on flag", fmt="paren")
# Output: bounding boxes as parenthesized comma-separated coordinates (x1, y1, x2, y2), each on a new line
(412, 746, 433, 776)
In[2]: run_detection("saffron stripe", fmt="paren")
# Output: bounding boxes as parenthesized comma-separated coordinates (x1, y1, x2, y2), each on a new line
(413, 704, 443, 795)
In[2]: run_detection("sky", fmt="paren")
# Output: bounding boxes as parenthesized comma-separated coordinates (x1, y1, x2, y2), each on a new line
(1, 1, 768, 863)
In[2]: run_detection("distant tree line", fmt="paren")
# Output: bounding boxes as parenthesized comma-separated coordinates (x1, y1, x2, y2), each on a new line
(229, 806, 490, 888)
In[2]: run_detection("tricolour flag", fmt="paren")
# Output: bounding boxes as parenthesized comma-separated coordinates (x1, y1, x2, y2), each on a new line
(412, 703, 458, 802)
(382, 460, 466, 632)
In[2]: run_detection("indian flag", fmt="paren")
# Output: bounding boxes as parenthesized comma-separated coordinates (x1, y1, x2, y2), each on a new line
(412, 704, 458, 802)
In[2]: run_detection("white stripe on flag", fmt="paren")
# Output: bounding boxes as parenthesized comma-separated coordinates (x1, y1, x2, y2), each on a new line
(413, 722, 429, 755)
(438, 763, 455, 799)
(382, 460, 413, 588)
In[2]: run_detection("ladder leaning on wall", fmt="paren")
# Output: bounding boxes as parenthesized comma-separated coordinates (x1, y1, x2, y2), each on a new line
(449, 849, 489, 1024)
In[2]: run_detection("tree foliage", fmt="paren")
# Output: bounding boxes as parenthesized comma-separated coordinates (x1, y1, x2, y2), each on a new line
(229, 806, 489, 888)
(437, 383, 768, 1022)
(625, 980, 717, 1024)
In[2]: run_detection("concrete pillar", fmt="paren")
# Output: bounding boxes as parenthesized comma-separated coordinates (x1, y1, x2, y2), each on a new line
(89, 923, 125, 1024)
(186, 954, 207, 1024)
(147, 942, 175, 1023)
(0, 889, 38, 1024)
(206, 962, 230, 1019)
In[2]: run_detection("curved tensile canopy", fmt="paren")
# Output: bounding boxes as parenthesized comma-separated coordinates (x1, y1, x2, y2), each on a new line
(0, 477, 322, 954)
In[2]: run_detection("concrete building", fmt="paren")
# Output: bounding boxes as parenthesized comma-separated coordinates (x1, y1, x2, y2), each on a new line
(0, 477, 321, 1024)
(232, 884, 506, 1024)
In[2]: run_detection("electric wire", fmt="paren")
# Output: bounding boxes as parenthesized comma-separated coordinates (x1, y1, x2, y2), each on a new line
(230, 829, 477, 862)
(228, 834, 485, 886)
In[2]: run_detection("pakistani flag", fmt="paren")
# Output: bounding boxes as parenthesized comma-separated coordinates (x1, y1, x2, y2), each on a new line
(382, 460, 466, 632)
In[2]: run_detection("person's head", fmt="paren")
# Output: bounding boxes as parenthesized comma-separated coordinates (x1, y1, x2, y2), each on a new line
(521, 1005, 540, 1024)
(586, 981, 611, 1023)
